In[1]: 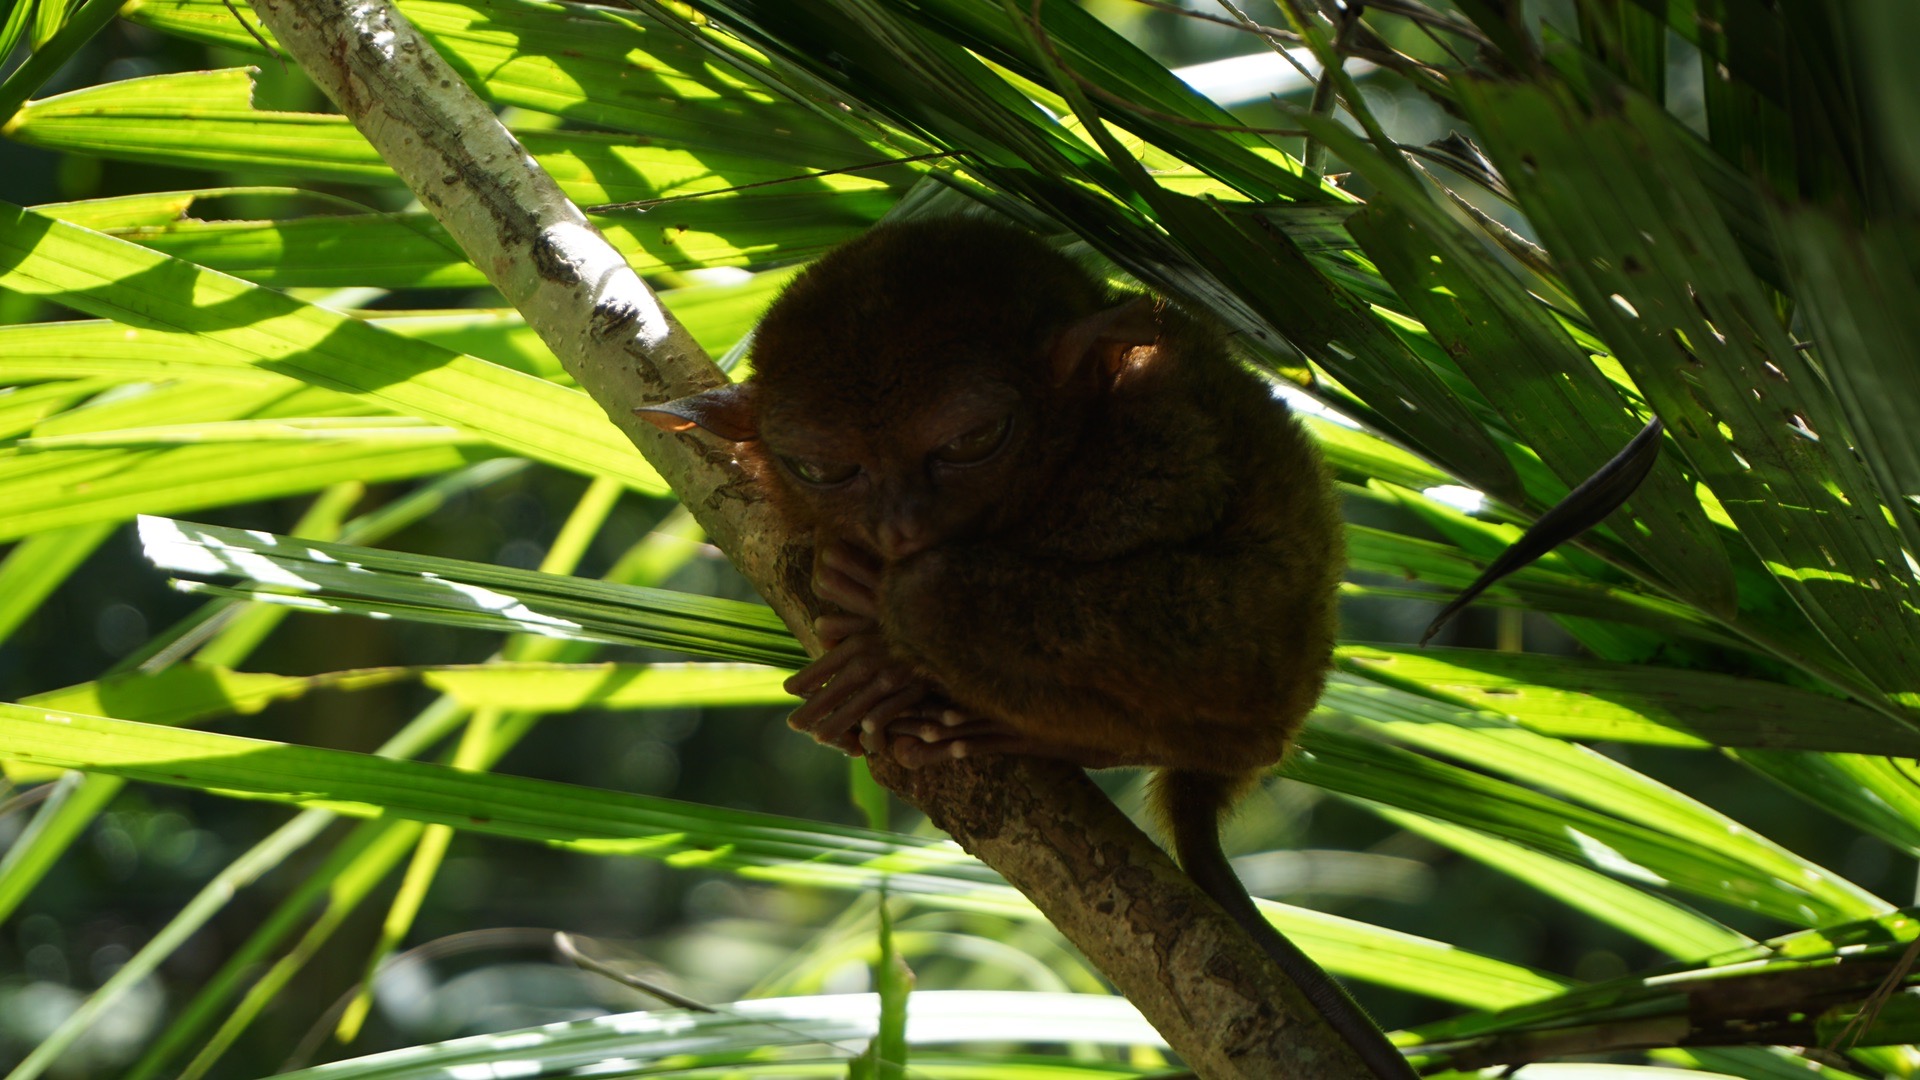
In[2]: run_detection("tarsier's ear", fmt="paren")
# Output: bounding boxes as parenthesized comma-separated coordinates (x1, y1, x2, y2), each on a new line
(634, 382, 759, 442)
(1049, 296, 1161, 386)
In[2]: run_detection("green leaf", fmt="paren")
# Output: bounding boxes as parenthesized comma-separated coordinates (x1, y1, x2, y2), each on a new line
(15, 416, 476, 449)
(1733, 750, 1920, 856)
(0, 773, 121, 924)
(108, 506, 701, 1080)
(1339, 644, 1920, 754)
(1274, 902, 1562, 1009)
(1158, 192, 1520, 500)
(13, 69, 923, 202)
(138, 516, 809, 667)
(0, 0, 32, 77)
(31, 188, 207, 228)
(0, 440, 494, 543)
(1336, 679, 1883, 921)
(1767, 207, 1920, 558)
(95, 196, 890, 289)
(1345, 525, 1741, 646)
(1296, 698, 1878, 926)
(421, 662, 792, 710)
(0, 0, 121, 121)
(0, 696, 1556, 1005)
(1411, 907, 1920, 1054)
(1, 808, 341, 1080)
(1305, 415, 1454, 493)
(122, 0, 883, 162)
(23, 665, 407, 729)
(0, 201, 666, 490)
(8, 70, 400, 182)
(0, 700, 982, 883)
(266, 991, 1163, 1079)
(1373, 807, 1749, 961)
(0, 379, 119, 439)
(1457, 75, 1920, 708)
(0, 319, 308, 383)
(1342, 194, 1733, 615)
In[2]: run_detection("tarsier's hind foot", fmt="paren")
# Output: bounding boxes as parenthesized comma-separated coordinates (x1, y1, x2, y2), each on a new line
(885, 708, 1128, 770)
(885, 709, 1024, 768)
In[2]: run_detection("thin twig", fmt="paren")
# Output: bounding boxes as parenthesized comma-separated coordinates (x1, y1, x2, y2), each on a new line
(555, 931, 932, 1076)
(1125, 0, 1488, 47)
(552, 931, 714, 1011)
(1423, 168, 1558, 282)
(1195, 0, 1445, 88)
(280, 928, 559, 1071)
(1125, 0, 1302, 43)
(1215, 0, 1317, 84)
(1415, 12, 1473, 69)
(219, 0, 286, 67)
(1827, 935, 1920, 1050)
(0, 783, 50, 820)
(1349, 0, 1493, 46)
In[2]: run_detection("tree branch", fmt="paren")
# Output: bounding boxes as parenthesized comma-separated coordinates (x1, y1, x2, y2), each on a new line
(242, 2, 1374, 1075)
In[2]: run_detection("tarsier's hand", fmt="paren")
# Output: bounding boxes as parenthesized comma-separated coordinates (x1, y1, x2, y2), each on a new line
(786, 622, 1114, 768)
(781, 540, 909, 754)
(789, 539, 1126, 768)
(783, 619, 927, 756)
(811, 540, 882, 620)
(787, 539, 961, 761)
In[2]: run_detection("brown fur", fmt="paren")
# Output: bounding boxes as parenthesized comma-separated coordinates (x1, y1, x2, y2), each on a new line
(638, 218, 1394, 1073)
(735, 219, 1341, 777)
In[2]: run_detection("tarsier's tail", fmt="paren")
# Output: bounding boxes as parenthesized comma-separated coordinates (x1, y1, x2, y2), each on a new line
(1151, 768, 1419, 1080)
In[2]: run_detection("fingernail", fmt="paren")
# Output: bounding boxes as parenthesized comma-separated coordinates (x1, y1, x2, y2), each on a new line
(941, 709, 964, 727)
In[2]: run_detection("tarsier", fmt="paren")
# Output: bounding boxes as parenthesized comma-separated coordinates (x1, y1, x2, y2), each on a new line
(641, 217, 1413, 1080)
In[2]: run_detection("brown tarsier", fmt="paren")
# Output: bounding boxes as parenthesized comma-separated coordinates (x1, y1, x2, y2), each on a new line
(640, 218, 1413, 1080)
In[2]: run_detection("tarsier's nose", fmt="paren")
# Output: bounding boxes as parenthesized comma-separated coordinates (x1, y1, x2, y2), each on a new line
(876, 516, 934, 560)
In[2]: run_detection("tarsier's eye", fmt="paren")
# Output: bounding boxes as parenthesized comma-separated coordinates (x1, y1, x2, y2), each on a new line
(779, 455, 859, 487)
(931, 414, 1012, 466)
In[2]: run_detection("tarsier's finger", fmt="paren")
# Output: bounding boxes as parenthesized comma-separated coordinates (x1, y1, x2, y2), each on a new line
(890, 730, 1044, 764)
(888, 717, 1001, 745)
(891, 735, 958, 769)
(814, 564, 879, 618)
(813, 613, 869, 650)
(818, 672, 914, 751)
(782, 635, 870, 697)
(856, 686, 927, 757)
(819, 541, 882, 591)
(827, 727, 865, 757)
(944, 734, 1038, 760)
(786, 652, 883, 740)
(860, 680, 925, 730)
(788, 680, 870, 743)
(793, 651, 921, 749)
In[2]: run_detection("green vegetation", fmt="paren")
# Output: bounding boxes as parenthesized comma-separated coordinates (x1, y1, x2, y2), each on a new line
(2, 1, 1919, 1077)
